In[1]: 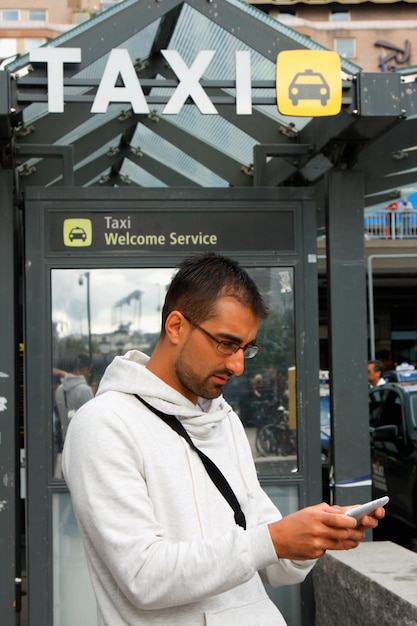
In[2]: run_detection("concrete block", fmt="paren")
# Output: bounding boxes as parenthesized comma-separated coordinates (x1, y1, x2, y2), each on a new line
(313, 541, 417, 626)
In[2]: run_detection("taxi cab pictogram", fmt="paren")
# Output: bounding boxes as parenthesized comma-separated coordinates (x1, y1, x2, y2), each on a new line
(288, 69, 330, 107)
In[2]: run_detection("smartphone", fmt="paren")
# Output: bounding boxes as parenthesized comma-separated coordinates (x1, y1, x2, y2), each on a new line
(345, 495, 389, 521)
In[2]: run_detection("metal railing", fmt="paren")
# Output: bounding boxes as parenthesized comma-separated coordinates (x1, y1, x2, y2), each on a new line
(364, 209, 417, 240)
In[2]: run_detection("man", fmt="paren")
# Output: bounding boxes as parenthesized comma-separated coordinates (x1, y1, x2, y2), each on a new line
(63, 253, 383, 626)
(368, 359, 386, 388)
(400, 196, 413, 237)
(55, 353, 93, 440)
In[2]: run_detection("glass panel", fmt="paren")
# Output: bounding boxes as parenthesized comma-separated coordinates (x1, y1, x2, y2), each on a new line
(51, 266, 296, 477)
(262, 485, 301, 626)
(53, 493, 96, 625)
(2, 10, 19, 20)
(101, 0, 123, 9)
(0, 38, 17, 59)
(29, 10, 47, 21)
(410, 393, 417, 428)
(330, 10, 350, 22)
(279, 11, 297, 20)
(223, 268, 297, 475)
(23, 39, 45, 53)
(334, 38, 356, 59)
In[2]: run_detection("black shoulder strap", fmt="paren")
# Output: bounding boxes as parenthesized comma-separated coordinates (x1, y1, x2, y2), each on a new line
(134, 394, 246, 530)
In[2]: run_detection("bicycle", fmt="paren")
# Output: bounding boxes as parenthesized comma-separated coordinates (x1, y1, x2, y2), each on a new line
(255, 404, 296, 457)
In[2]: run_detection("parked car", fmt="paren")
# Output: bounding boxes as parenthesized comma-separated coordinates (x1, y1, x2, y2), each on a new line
(320, 392, 331, 501)
(320, 392, 331, 466)
(370, 382, 417, 529)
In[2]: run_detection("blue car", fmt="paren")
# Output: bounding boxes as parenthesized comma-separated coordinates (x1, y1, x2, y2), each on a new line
(320, 392, 331, 501)
(320, 393, 331, 465)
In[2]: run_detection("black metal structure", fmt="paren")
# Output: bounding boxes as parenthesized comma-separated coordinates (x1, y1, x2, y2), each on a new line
(2, 1, 417, 204)
(1, 0, 417, 624)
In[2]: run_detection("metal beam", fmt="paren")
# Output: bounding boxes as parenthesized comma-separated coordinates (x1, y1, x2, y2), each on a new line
(253, 144, 312, 186)
(17, 111, 134, 186)
(326, 169, 370, 508)
(358, 117, 417, 172)
(73, 153, 121, 187)
(0, 170, 19, 625)
(15, 144, 74, 185)
(0, 70, 11, 139)
(14, 102, 93, 145)
(126, 150, 200, 187)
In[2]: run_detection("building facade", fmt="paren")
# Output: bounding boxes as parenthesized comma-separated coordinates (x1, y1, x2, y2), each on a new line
(0, 1, 122, 62)
(2, 1, 416, 72)
(251, 0, 416, 72)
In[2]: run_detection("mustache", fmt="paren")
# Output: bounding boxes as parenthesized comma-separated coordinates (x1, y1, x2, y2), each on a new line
(214, 370, 234, 379)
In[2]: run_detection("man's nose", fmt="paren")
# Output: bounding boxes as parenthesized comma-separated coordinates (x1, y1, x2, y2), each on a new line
(225, 349, 245, 376)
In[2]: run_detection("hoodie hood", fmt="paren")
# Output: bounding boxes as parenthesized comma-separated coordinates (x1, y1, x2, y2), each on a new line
(96, 350, 233, 439)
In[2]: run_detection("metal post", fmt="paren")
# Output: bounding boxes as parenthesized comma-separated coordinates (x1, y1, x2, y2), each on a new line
(0, 170, 20, 624)
(326, 169, 371, 507)
(79, 272, 93, 364)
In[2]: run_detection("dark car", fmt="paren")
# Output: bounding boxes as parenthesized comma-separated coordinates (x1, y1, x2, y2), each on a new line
(370, 382, 417, 529)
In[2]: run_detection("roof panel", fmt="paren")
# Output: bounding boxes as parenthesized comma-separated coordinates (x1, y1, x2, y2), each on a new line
(131, 123, 228, 186)
(2, 0, 416, 207)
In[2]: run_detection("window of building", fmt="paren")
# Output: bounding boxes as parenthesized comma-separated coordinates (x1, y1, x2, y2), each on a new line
(101, 0, 123, 10)
(0, 38, 17, 62)
(24, 38, 46, 53)
(334, 38, 355, 59)
(29, 10, 47, 21)
(278, 9, 297, 20)
(1, 10, 20, 21)
(330, 10, 350, 22)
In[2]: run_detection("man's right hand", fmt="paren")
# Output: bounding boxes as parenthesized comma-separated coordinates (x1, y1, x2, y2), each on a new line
(268, 502, 381, 560)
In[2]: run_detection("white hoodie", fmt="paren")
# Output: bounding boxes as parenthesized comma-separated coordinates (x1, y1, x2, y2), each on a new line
(62, 350, 315, 626)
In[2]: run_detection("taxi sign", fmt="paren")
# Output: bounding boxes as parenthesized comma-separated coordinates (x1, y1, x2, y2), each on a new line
(63, 218, 92, 247)
(276, 50, 342, 117)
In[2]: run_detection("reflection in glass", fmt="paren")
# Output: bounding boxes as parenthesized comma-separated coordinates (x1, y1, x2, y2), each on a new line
(222, 268, 297, 475)
(53, 493, 96, 625)
(51, 266, 296, 476)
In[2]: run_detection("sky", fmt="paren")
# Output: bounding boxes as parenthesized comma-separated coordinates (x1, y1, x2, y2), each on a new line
(51, 267, 176, 338)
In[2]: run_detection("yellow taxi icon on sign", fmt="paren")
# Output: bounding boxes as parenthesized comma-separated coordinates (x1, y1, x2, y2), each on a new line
(277, 50, 342, 117)
(289, 69, 330, 107)
(63, 218, 92, 247)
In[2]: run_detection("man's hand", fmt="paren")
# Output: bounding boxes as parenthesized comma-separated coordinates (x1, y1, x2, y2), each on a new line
(268, 502, 385, 561)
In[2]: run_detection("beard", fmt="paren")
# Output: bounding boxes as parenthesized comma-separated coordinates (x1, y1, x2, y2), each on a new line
(174, 342, 233, 401)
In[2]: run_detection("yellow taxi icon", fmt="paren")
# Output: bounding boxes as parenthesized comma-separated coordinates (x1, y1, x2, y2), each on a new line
(277, 50, 342, 117)
(63, 218, 92, 247)
(289, 69, 330, 107)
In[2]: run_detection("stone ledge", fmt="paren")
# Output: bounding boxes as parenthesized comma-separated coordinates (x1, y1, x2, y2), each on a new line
(313, 541, 417, 626)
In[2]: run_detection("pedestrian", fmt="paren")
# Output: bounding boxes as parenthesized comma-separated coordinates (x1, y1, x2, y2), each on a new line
(63, 252, 384, 626)
(368, 359, 386, 388)
(55, 353, 93, 441)
(400, 196, 413, 237)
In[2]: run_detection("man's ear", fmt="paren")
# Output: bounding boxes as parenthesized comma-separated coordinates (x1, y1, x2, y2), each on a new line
(164, 311, 186, 345)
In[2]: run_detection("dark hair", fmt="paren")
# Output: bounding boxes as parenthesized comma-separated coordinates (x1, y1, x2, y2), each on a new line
(368, 359, 384, 374)
(161, 253, 268, 332)
(73, 353, 91, 371)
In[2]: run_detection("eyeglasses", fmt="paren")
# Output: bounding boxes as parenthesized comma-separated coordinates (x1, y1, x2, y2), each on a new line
(182, 314, 260, 359)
